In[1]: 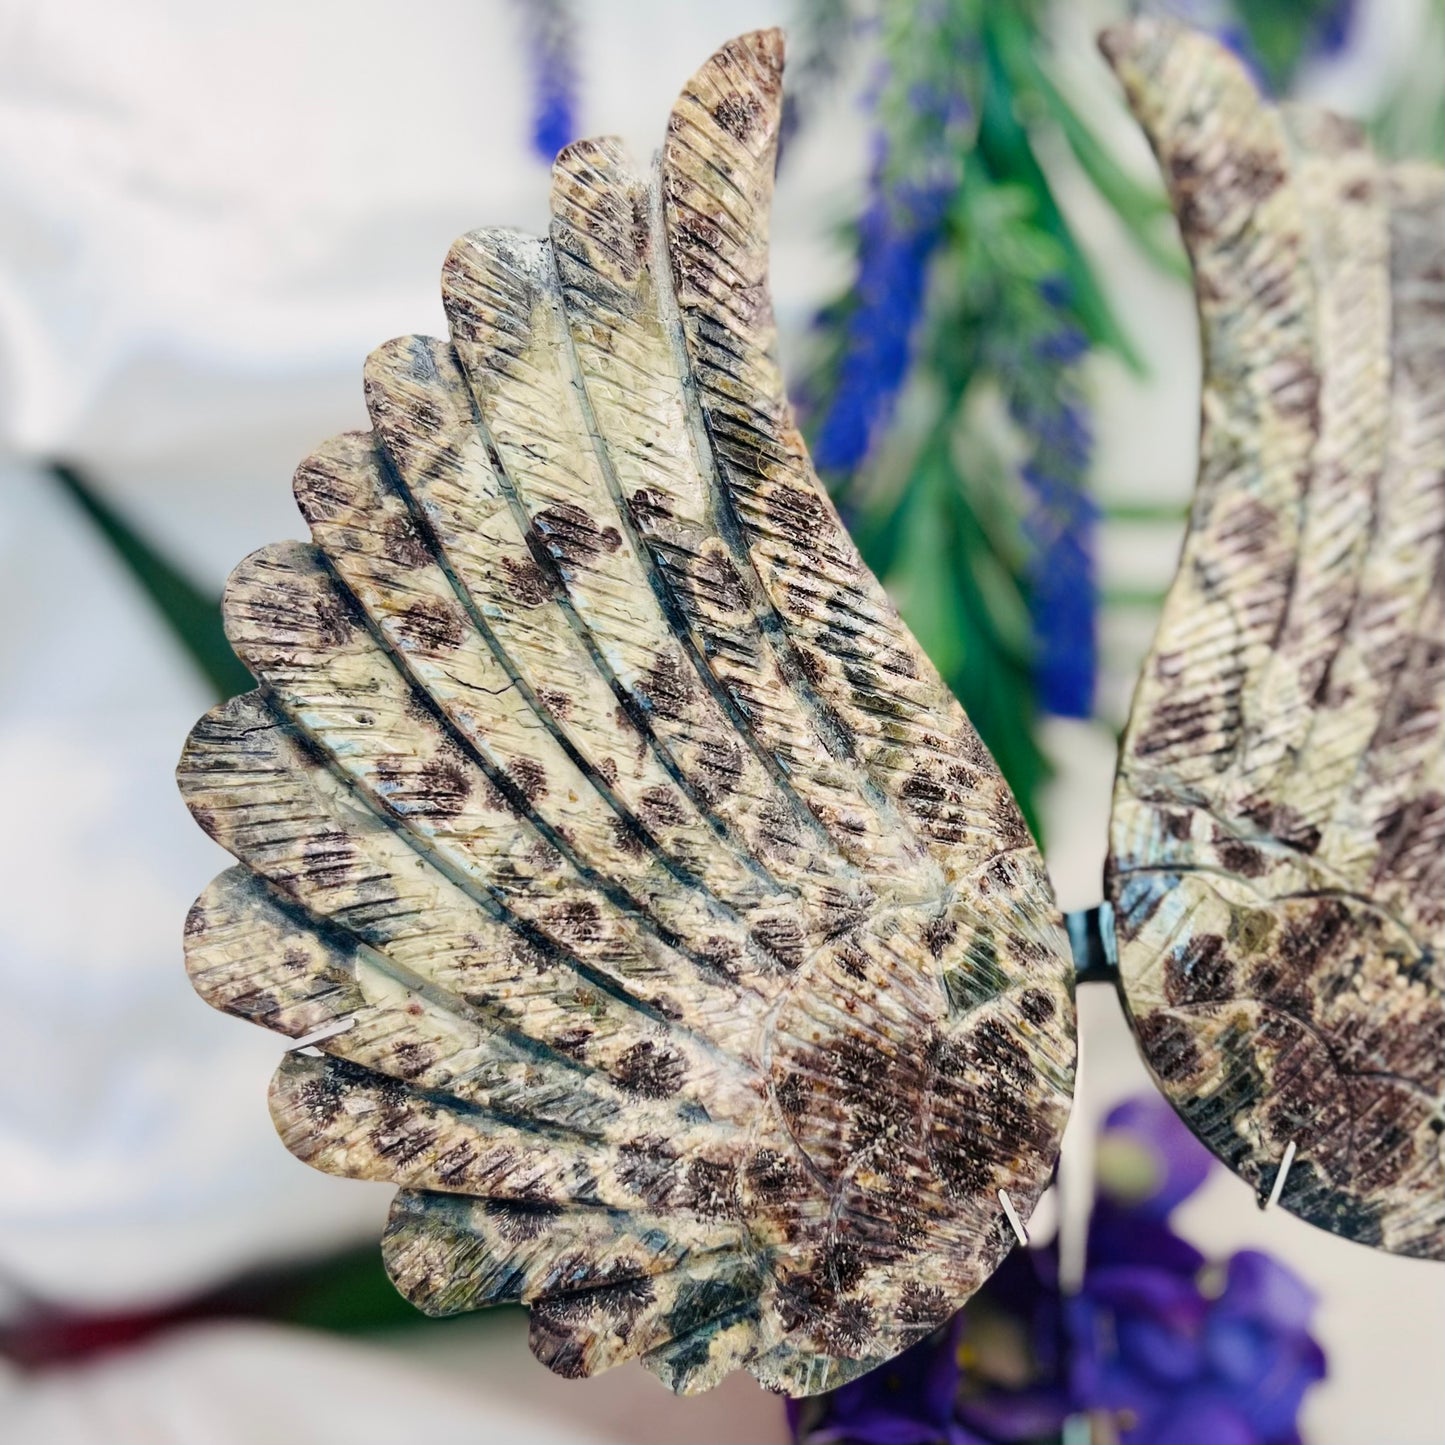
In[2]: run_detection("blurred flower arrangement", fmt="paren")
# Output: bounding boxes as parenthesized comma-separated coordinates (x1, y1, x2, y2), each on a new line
(785, 0, 1410, 832)
(789, 1097, 1327, 1445)
(798, 0, 1134, 831)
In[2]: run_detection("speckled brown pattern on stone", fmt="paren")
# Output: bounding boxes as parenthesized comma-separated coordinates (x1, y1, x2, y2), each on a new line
(177, 30, 1076, 1397)
(1104, 20, 1444, 1260)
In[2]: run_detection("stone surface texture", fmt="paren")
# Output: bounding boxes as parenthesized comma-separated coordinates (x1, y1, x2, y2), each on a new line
(1105, 20, 1444, 1260)
(178, 29, 1076, 1396)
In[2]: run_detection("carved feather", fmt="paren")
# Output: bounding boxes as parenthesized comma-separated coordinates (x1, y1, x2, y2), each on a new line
(1104, 21, 1444, 1258)
(178, 29, 1075, 1394)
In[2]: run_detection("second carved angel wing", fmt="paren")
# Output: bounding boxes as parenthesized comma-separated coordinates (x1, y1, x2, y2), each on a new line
(1104, 21, 1444, 1259)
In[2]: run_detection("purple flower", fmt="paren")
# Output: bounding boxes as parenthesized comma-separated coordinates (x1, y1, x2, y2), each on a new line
(809, 86, 960, 480)
(793, 1249, 1072, 1445)
(1023, 471, 1097, 719)
(1204, 1253, 1327, 1440)
(808, 51, 972, 483)
(1311, 0, 1359, 59)
(1074, 1099, 1326, 1445)
(790, 1315, 987, 1445)
(1095, 1096, 1213, 1221)
(512, 0, 579, 163)
(810, 167, 950, 478)
(1005, 290, 1098, 719)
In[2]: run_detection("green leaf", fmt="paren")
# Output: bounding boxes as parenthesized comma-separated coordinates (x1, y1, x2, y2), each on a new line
(1099, 501, 1188, 524)
(1011, 39, 1190, 281)
(49, 462, 252, 701)
(1366, 0, 1445, 162)
(1100, 585, 1170, 610)
(976, 13, 1147, 374)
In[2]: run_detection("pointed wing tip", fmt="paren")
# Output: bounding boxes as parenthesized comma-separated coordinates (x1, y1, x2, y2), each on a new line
(218, 537, 317, 655)
(550, 26, 786, 184)
(439, 227, 494, 293)
(1097, 16, 1224, 74)
(704, 27, 786, 77)
(175, 688, 269, 827)
(552, 29, 787, 220)
(675, 27, 787, 128)
(740, 25, 786, 70)
(1098, 19, 1254, 114)
(1096, 17, 1177, 71)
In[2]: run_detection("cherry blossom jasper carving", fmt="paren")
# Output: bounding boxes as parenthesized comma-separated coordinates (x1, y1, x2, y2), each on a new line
(178, 29, 1076, 1396)
(1105, 20, 1444, 1260)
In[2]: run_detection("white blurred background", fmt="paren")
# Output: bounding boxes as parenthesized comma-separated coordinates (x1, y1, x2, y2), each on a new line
(1, 1, 1441, 1441)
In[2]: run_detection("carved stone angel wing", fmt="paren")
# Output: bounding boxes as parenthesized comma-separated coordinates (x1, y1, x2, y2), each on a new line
(1103, 21, 1444, 1258)
(177, 30, 1076, 1395)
